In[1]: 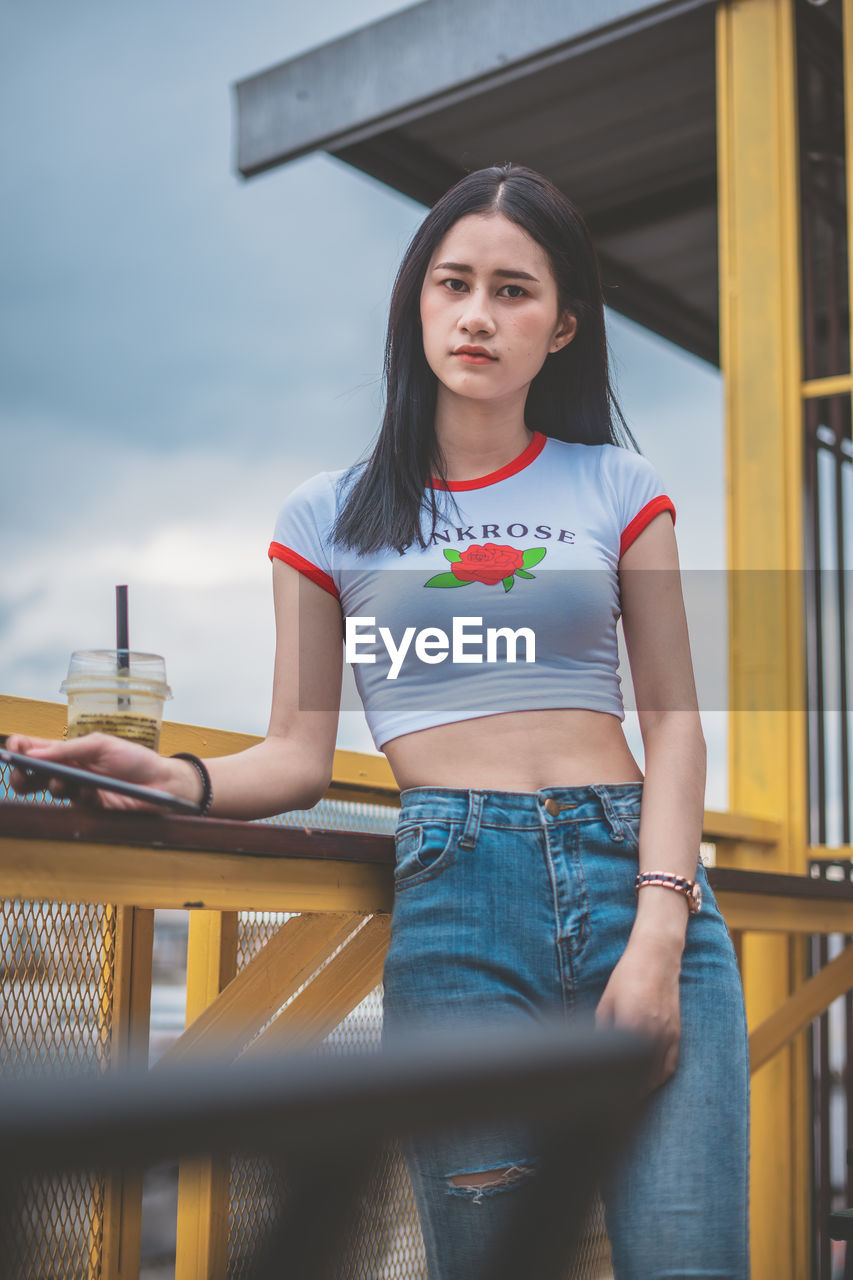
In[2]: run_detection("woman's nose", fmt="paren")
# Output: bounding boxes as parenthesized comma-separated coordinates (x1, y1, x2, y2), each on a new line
(458, 291, 495, 336)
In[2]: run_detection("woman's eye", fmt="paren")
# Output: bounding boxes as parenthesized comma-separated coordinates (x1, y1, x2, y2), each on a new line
(438, 278, 526, 298)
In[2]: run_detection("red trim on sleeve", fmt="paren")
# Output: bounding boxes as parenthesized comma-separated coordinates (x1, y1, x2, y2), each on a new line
(268, 542, 339, 599)
(619, 496, 676, 558)
(431, 431, 547, 491)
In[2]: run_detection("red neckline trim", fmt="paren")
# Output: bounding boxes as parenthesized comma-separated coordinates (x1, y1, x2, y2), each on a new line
(430, 431, 547, 491)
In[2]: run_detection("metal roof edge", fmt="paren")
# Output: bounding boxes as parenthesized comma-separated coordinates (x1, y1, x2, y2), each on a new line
(234, 0, 716, 179)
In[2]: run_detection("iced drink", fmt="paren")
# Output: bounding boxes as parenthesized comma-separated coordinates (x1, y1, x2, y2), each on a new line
(61, 651, 172, 751)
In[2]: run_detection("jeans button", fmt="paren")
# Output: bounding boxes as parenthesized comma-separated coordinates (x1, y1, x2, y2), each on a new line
(544, 798, 561, 817)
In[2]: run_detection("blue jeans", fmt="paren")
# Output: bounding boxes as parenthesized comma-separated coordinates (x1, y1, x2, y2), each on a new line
(381, 785, 750, 1280)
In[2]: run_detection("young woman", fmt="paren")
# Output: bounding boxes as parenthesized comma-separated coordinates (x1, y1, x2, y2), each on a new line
(10, 165, 749, 1278)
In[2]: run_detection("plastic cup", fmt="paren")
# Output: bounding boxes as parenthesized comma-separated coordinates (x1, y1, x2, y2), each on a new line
(60, 650, 172, 751)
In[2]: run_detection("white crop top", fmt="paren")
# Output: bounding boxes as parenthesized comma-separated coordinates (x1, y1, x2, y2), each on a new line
(269, 432, 675, 750)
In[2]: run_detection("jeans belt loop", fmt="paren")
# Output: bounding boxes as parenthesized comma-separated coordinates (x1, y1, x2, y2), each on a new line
(589, 784, 625, 841)
(459, 790, 484, 849)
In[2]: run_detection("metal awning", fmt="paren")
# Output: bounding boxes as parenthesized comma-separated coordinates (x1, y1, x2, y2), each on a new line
(235, 0, 719, 364)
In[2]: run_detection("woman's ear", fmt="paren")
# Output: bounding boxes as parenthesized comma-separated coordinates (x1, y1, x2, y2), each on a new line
(550, 311, 578, 354)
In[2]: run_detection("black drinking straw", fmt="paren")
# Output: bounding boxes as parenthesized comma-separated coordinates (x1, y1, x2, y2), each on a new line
(116, 585, 130, 708)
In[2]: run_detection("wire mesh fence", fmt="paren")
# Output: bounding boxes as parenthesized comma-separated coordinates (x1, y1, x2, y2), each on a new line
(1, 763, 115, 1277)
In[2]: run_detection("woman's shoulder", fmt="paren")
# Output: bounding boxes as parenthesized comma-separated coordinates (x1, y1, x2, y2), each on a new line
(593, 442, 675, 536)
(593, 440, 667, 487)
(541, 437, 671, 527)
(541, 435, 654, 480)
(279, 461, 367, 516)
(540, 435, 635, 461)
(270, 461, 369, 578)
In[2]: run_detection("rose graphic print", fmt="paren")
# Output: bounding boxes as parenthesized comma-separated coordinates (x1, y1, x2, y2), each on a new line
(424, 544, 546, 592)
(451, 544, 523, 585)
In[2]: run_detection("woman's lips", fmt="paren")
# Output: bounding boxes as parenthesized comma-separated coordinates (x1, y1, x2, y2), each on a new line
(453, 348, 497, 365)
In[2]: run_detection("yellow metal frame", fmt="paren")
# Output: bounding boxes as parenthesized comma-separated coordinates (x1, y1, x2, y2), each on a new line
(750, 940, 853, 1072)
(716, 1, 811, 1274)
(0, 836, 394, 915)
(100, 908, 154, 1280)
(174, 912, 238, 1280)
(803, 375, 853, 399)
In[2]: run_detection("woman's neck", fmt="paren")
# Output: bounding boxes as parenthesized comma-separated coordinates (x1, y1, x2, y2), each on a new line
(433, 391, 533, 483)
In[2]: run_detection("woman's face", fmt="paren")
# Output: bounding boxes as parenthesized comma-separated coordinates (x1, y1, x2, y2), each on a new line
(419, 212, 577, 409)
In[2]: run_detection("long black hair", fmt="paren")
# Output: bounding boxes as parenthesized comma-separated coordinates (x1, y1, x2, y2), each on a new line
(332, 163, 640, 555)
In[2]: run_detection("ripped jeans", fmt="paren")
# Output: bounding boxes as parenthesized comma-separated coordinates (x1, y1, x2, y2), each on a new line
(381, 785, 750, 1280)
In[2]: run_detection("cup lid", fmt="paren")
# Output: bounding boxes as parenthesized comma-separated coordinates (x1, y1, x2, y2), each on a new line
(60, 649, 172, 699)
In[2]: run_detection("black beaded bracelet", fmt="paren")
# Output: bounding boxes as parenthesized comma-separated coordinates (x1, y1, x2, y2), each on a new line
(170, 752, 213, 815)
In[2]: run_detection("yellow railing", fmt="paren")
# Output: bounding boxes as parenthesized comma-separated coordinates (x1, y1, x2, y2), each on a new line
(2, 693, 853, 1278)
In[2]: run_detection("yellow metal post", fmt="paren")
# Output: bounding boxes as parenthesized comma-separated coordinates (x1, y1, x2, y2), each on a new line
(100, 907, 155, 1280)
(716, 0, 810, 1275)
(174, 911, 238, 1280)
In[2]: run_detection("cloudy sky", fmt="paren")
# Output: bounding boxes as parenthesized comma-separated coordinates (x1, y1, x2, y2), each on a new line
(1, 1, 727, 806)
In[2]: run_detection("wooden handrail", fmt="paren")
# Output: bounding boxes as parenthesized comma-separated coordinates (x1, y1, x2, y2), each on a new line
(0, 802, 394, 864)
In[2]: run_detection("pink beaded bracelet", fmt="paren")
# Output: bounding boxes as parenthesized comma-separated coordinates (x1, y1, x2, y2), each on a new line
(635, 871, 702, 915)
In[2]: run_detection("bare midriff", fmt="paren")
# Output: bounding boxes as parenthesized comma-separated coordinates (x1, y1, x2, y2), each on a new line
(382, 708, 644, 793)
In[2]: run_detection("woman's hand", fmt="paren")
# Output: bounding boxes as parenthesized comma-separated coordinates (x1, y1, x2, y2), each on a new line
(594, 934, 683, 1093)
(5, 733, 193, 811)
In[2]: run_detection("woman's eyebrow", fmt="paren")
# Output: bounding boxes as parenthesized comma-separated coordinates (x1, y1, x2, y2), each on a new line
(433, 260, 540, 282)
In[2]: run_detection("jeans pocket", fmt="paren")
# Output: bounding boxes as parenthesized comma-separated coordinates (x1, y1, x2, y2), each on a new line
(394, 821, 460, 889)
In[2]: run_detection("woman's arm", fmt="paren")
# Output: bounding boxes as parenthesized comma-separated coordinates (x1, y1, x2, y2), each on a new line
(9, 561, 343, 820)
(620, 511, 707, 940)
(594, 510, 706, 1088)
